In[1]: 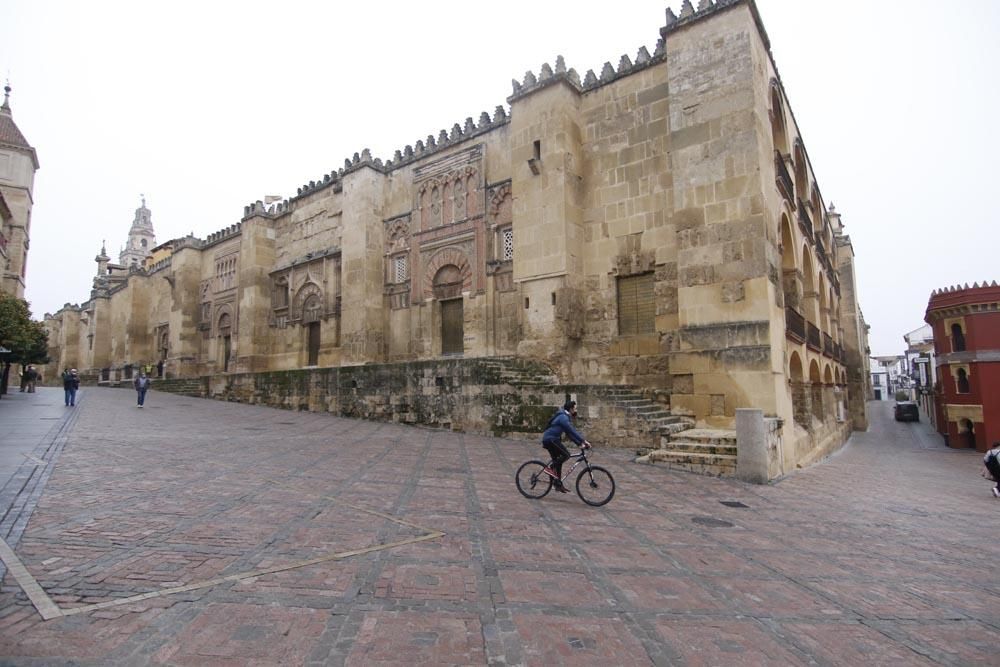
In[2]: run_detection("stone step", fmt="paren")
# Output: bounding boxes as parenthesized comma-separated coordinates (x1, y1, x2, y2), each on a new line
(666, 428, 736, 446)
(637, 451, 736, 477)
(664, 441, 737, 456)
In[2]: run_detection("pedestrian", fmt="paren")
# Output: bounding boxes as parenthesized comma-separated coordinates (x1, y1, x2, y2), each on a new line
(18, 366, 26, 392)
(134, 371, 150, 408)
(984, 442, 1000, 498)
(540, 399, 591, 493)
(25, 365, 37, 393)
(62, 368, 80, 406)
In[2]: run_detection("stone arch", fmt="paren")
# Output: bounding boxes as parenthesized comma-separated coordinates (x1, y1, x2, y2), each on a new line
(809, 359, 821, 383)
(489, 183, 512, 222)
(789, 350, 804, 382)
(801, 245, 815, 294)
(769, 80, 789, 155)
(810, 186, 824, 234)
(294, 282, 323, 322)
(780, 213, 796, 271)
(793, 140, 809, 204)
(216, 306, 234, 337)
(424, 247, 472, 300)
(824, 364, 834, 385)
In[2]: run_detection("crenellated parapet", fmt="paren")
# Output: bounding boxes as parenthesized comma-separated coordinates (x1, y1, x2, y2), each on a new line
(203, 222, 243, 248)
(661, 0, 769, 47)
(931, 281, 1000, 296)
(508, 45, 664, 104)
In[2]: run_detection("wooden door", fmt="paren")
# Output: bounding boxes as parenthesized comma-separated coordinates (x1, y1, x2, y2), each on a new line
(307, 322, 320, 366)
(441, 299, 463, 356)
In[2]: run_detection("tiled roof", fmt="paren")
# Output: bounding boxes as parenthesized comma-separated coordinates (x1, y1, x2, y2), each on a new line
(0, 109, 31, 149)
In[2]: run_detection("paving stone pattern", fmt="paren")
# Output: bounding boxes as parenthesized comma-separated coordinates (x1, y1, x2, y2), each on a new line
(0, 387, 998, 665)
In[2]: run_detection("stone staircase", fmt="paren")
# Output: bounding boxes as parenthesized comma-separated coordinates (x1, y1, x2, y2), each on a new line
(153, 377, 207, 397)
(475, 357, 559, 386)
(638, 428, 738, 477)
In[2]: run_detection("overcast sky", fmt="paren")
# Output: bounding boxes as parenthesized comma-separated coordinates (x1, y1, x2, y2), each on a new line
(3, 0, 998, 357)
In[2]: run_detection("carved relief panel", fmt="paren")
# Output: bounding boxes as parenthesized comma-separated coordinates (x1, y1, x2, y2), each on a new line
(486, 181, 514, 292)
(269, 252, 342, 328)
(413, 145, 485, 231)
(384, 214, 411, 310)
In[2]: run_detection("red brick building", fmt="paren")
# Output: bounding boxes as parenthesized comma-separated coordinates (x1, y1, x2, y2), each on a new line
(925, 282, 1000, 451)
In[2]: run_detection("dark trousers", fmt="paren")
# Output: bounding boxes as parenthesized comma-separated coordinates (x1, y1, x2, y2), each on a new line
(986, 456, 1000, 489)
(64, 387, 76, 406)
(543, 439, 571, 480)
(137, 388, 147, 406)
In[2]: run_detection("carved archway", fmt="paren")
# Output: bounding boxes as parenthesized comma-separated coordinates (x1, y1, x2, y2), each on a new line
(424, 248, 472, 300)
(294, 282, 323, 322)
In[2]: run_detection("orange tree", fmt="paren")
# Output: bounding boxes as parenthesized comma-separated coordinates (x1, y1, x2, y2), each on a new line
(0, 293, 49, 395)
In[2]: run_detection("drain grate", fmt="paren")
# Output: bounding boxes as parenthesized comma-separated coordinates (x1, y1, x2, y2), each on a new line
(719, 500, 749, 508)
(692, 516, 734, 528)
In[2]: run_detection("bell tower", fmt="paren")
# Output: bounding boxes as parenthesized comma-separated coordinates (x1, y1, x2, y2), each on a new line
(119, 196, 156, 268)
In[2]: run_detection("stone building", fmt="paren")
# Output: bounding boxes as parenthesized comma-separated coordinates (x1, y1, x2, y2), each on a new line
(0, 84, 38, 300)
(925, 282, 1000, 451)
(44, 0, 869, 473)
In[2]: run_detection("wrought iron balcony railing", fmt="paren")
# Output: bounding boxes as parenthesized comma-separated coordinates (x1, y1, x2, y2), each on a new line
(785, 306, 805, 343)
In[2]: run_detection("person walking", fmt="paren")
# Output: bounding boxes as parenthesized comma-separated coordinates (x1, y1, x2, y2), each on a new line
(540, 400, 591, 493)
(984, 442, 1000, 498)
(25, 365, 37, 393)
(62, 368, 80, 406)
(134, 371, 150, 408)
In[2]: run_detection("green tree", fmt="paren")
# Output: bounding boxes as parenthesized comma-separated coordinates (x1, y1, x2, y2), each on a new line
(0, 293, 50, 395)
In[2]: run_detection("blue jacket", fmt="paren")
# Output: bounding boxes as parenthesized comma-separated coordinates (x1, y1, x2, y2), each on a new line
(542, 409, 585, 446)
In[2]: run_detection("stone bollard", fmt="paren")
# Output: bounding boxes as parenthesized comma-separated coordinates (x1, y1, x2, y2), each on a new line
(736, 408, 768, 484)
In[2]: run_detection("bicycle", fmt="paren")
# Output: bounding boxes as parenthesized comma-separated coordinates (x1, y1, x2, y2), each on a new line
(515, 445, 616, 506)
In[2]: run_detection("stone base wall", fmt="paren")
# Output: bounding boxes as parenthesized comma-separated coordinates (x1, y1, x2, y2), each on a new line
(155, 359, 666, 449)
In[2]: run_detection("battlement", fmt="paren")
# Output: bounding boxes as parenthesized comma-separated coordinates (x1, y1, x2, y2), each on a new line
(931, 281, 1000, 296)
(203, 223, 242, 247)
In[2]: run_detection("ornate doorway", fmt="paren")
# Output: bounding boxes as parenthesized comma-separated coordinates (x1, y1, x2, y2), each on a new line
(433, 264, 464, 356)
(218, 313, 232, 372)
(441, 299, 463, 355)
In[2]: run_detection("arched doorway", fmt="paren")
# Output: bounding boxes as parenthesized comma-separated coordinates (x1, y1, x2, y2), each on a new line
(434, 265, 464, 355)
(218, 313, 232, 372)
(302, 294, 321, 366)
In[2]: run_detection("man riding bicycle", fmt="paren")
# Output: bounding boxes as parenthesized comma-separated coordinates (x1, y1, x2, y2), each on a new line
(542, 400, 591, 493)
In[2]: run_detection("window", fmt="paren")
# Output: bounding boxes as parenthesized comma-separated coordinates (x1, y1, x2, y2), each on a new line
(273, 280, 289, 309)
(951, 323, 966, 352)
(501, 227, 513, 261)
(956, 368, 970, 394)
(393, 254, 408, 283)
(617, 273, 655, 335)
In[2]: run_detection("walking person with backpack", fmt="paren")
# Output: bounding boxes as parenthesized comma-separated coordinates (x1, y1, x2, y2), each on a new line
(984, 442, 1000, 498)
(62, 368, 80, 406)
(134, 371, 151, 408)
(541, 400, 591, 493)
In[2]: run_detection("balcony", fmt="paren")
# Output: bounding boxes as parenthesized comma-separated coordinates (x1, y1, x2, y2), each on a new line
(823, 332, 834, 358)
(797, 200, 814, 242)
(785, 306, 806, 343)
(807, 322, 821, 352)
(774, 151, 794, 203)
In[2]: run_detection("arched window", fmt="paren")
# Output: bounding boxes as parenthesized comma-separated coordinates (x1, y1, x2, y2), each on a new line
(956, 367, 970, 394)
(951, 323, 966, 352)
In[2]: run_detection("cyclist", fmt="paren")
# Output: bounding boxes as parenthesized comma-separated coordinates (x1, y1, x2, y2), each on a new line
(541, 400, 591, 492)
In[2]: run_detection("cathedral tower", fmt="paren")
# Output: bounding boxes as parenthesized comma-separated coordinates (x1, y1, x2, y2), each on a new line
(119, 197, 156, 268)
(0, 83, 39, 299)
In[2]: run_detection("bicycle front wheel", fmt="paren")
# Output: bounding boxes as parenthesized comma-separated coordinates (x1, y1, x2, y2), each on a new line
(576, 465, 615, 506)
(515, 460, 553, 499)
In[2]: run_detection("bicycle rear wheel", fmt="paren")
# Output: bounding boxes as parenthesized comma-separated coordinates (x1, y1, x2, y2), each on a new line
(576, 465, 615, 506)
(515, 460, 553, 499)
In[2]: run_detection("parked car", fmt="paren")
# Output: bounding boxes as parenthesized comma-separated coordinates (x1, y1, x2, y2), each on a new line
(894, 401, 920, 422)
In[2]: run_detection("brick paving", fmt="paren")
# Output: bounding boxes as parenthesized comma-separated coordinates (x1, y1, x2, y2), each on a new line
(0, 387, 998, 665)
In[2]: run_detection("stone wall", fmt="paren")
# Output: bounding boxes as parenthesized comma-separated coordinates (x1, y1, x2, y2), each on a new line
(154, 358, 666, 450)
